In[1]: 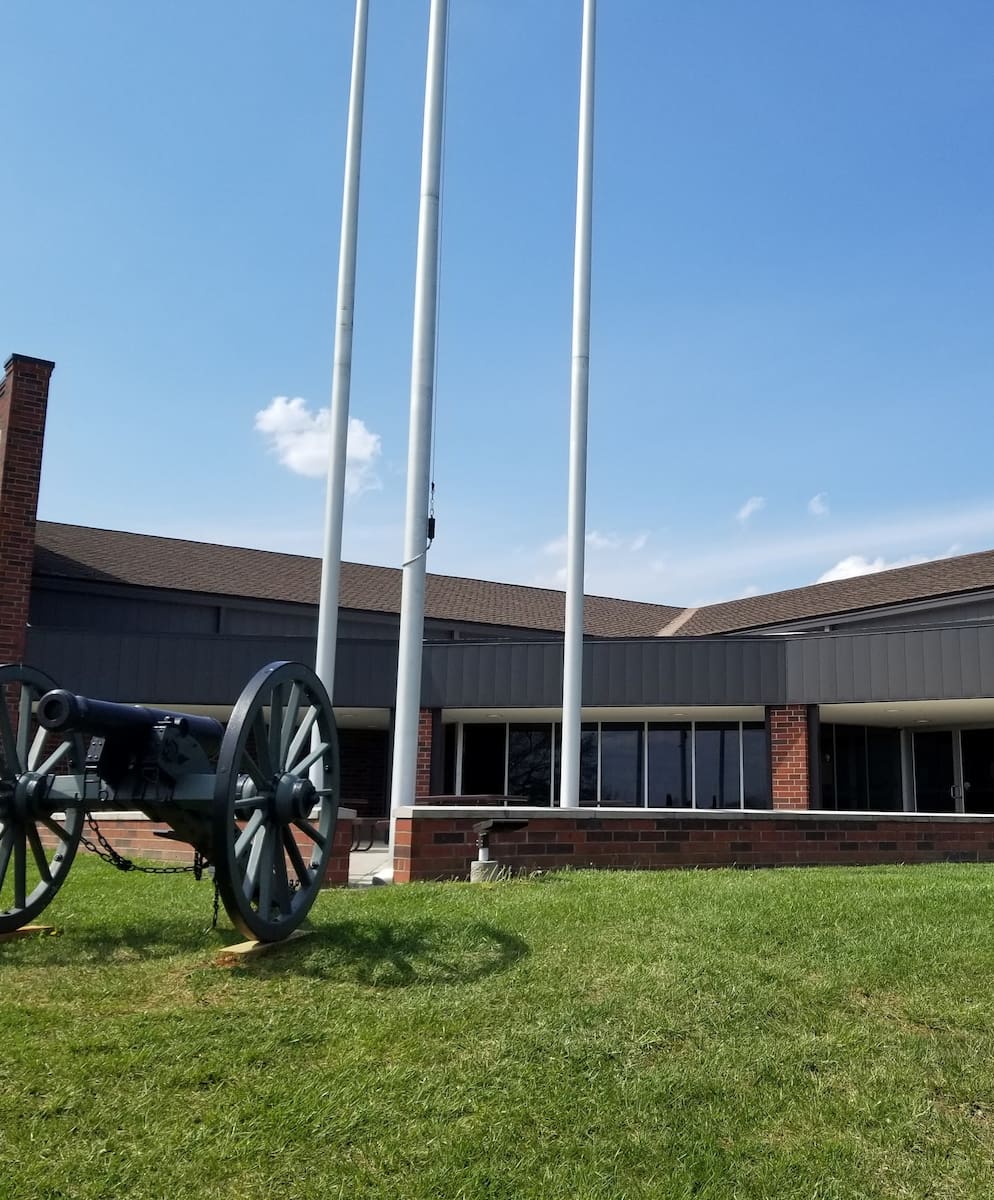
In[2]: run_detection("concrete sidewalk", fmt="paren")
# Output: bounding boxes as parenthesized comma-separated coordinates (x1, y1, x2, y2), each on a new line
(348, 846, 391, 886)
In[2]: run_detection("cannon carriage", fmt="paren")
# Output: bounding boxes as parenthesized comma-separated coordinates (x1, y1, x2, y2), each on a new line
(0, 660, 339, 942)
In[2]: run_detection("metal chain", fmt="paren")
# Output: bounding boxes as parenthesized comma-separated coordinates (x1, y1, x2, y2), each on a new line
(82, 812, 223, 931)
(81, 812, 204, 877)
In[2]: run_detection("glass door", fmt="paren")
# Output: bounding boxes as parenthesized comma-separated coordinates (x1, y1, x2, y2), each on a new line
(912, 731, 957, 812)
(961, 730, 994, 813)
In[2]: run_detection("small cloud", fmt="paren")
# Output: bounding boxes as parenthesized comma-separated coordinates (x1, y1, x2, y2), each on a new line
(808, 492, 829, 517)
(735, 496, 766, 524)
(630, 532, 649, 552)
(586, 530, 622, 551)
(739, 584, 760, 598)
(542, 534, 567, 557)
(816, 553, 928, 583)
(254, 396, 381, 495)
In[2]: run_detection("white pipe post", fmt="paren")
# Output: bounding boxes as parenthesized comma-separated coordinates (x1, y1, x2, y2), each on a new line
(315, 0, 370, 701)
(389, 0, 448, 828)
(560, 0, 596, 808)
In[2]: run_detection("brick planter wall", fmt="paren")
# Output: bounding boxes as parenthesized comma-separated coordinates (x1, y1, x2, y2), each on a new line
(44, 809, 354, 886)
(393, 806, 994, 883)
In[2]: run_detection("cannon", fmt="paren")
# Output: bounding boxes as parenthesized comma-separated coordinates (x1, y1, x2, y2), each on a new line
(0, 660, 339, 942)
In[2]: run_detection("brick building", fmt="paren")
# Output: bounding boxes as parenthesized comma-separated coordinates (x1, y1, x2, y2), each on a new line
(7, 352, 994, 880)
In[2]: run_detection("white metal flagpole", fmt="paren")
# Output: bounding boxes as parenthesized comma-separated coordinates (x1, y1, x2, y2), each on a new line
(389, 0, 449, 827)
(560, 0, 596, 809)
(314, 0, 370, 700)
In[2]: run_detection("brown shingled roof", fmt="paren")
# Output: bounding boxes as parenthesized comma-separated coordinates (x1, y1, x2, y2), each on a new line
(675, 548, 994, 635)
(33, 522, 682, 638)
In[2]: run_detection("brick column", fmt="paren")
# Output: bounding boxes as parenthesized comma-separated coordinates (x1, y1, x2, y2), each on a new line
(415, 708, 434, 799)
(0, 354, 54, 664)
(767, 704, 813, 810)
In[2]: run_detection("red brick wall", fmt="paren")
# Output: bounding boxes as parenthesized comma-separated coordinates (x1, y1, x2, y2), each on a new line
(44, 813, 353, 886)
(0, 354, 54, 665)
(768, 704, 811, 810)
(415, 707, 433, 799)
(393, 811, 994, 883)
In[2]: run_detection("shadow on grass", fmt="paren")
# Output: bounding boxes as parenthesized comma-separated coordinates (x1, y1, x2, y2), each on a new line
(0, 917, 222, 966)
(233, 918, 530, 988)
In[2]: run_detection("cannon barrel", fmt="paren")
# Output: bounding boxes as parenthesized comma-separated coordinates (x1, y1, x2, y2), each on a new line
(37, 690, 225, 744)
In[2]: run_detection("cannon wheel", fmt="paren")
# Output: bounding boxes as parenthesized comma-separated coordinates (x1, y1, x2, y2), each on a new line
(212, 661, 339, 942)
(0, 664, 86, 935)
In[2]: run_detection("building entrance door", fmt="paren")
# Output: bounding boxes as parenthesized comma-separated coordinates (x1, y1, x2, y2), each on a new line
(961, 729, 994, 813)
(912, 730, 957, 812)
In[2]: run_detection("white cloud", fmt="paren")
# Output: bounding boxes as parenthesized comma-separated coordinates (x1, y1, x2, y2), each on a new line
(808, 492, 829, 517)
(254, 396, 382, 495)
(630, 532, 649, 552)
(739, 584, 761, 598)
(736, 496, 766, 523)
(543, 529, 649, 557)
(815, 553, 928, 583)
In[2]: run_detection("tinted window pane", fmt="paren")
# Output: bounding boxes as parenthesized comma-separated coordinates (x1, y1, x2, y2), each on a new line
(508, 724, 553, 805)
(647, 725, 691, 807)
(834, 724, 868, 810)
(867, 727, 902, 810)
(695, 724, 740, 809)
(818, 724, 837, 810)
(600, 725, 643, 807)
(553, 723, 598, 806)
(742, 724, 770, 808)
(443, 723, 458, 794)
(461, 724, 505, 795)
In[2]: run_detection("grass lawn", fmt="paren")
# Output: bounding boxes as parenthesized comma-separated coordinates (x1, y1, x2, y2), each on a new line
(5, 859, 994, 1199)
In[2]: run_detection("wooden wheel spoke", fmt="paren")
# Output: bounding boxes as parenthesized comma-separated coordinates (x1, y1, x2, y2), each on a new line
(27, 824, 52, 884)
(292, 817, 326, 849)
(285, 707, 318, 772)
(36, 739, 72, 777)
(257, 830, 276, 919)
(16, 687, 33, 766)
(268, 685, 285, 776)
(0, 701, 21, 775)
(13, 832, 26, 909)
(243, 821, 268, 900)
(38, 815, 73, 844)
(27, 726, 48, 773)
(252, 711, 274, 779)
(283, 826, 312, 888)
(234, 810, 265, 859)
(288, 742, 329, 779)
(0, 830, 13, 890)
(240, 751, 268, 792)
(279, 683, 302, 767)
(273, 841, 293, 916)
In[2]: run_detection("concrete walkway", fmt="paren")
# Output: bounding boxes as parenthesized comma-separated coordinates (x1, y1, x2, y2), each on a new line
(348, 845, 391, 886)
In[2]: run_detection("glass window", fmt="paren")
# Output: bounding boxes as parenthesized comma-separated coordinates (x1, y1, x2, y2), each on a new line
(834, 724, 869, 810)
(508, 724, 553, 805)
(599, 724, 643, 807)
(647, 724, 691, 807)
(818, 724, 838, 809)
(552, 723, 598, 806)
(742, 723, 770, 808)
(695, 723, 741, 809)
(867, 727, 902, 811)
(461, 723, 506, 795)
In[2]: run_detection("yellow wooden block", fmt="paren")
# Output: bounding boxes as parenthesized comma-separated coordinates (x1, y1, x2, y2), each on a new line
(0, 924, 56, 942)
(214, 928, 310, 966)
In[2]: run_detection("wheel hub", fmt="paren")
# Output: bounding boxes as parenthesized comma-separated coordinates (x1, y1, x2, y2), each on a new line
(273, 774, 315, 823)
(12, 772, 50, 820)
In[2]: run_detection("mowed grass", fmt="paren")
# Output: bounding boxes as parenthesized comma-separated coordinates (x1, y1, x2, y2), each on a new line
(5, 861, 994, 1198)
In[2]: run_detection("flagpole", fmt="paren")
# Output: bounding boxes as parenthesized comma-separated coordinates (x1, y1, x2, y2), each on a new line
(389, 0, 448, 832)
(315, 0, 370, 700)
(560, 0, 596, 809)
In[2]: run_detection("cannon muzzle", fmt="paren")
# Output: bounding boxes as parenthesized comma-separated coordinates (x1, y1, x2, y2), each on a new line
(37, 690, 224, 744)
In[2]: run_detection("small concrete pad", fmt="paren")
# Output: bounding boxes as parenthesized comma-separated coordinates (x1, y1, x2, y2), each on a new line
(215, 928, 310, 966)
(0, 924, 56, 942)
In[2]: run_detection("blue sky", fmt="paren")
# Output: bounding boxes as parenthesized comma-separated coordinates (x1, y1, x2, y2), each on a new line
(5, 1, 994, 606)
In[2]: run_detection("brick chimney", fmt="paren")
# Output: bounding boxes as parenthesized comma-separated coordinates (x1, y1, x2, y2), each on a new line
(0, 354, 54, 664)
